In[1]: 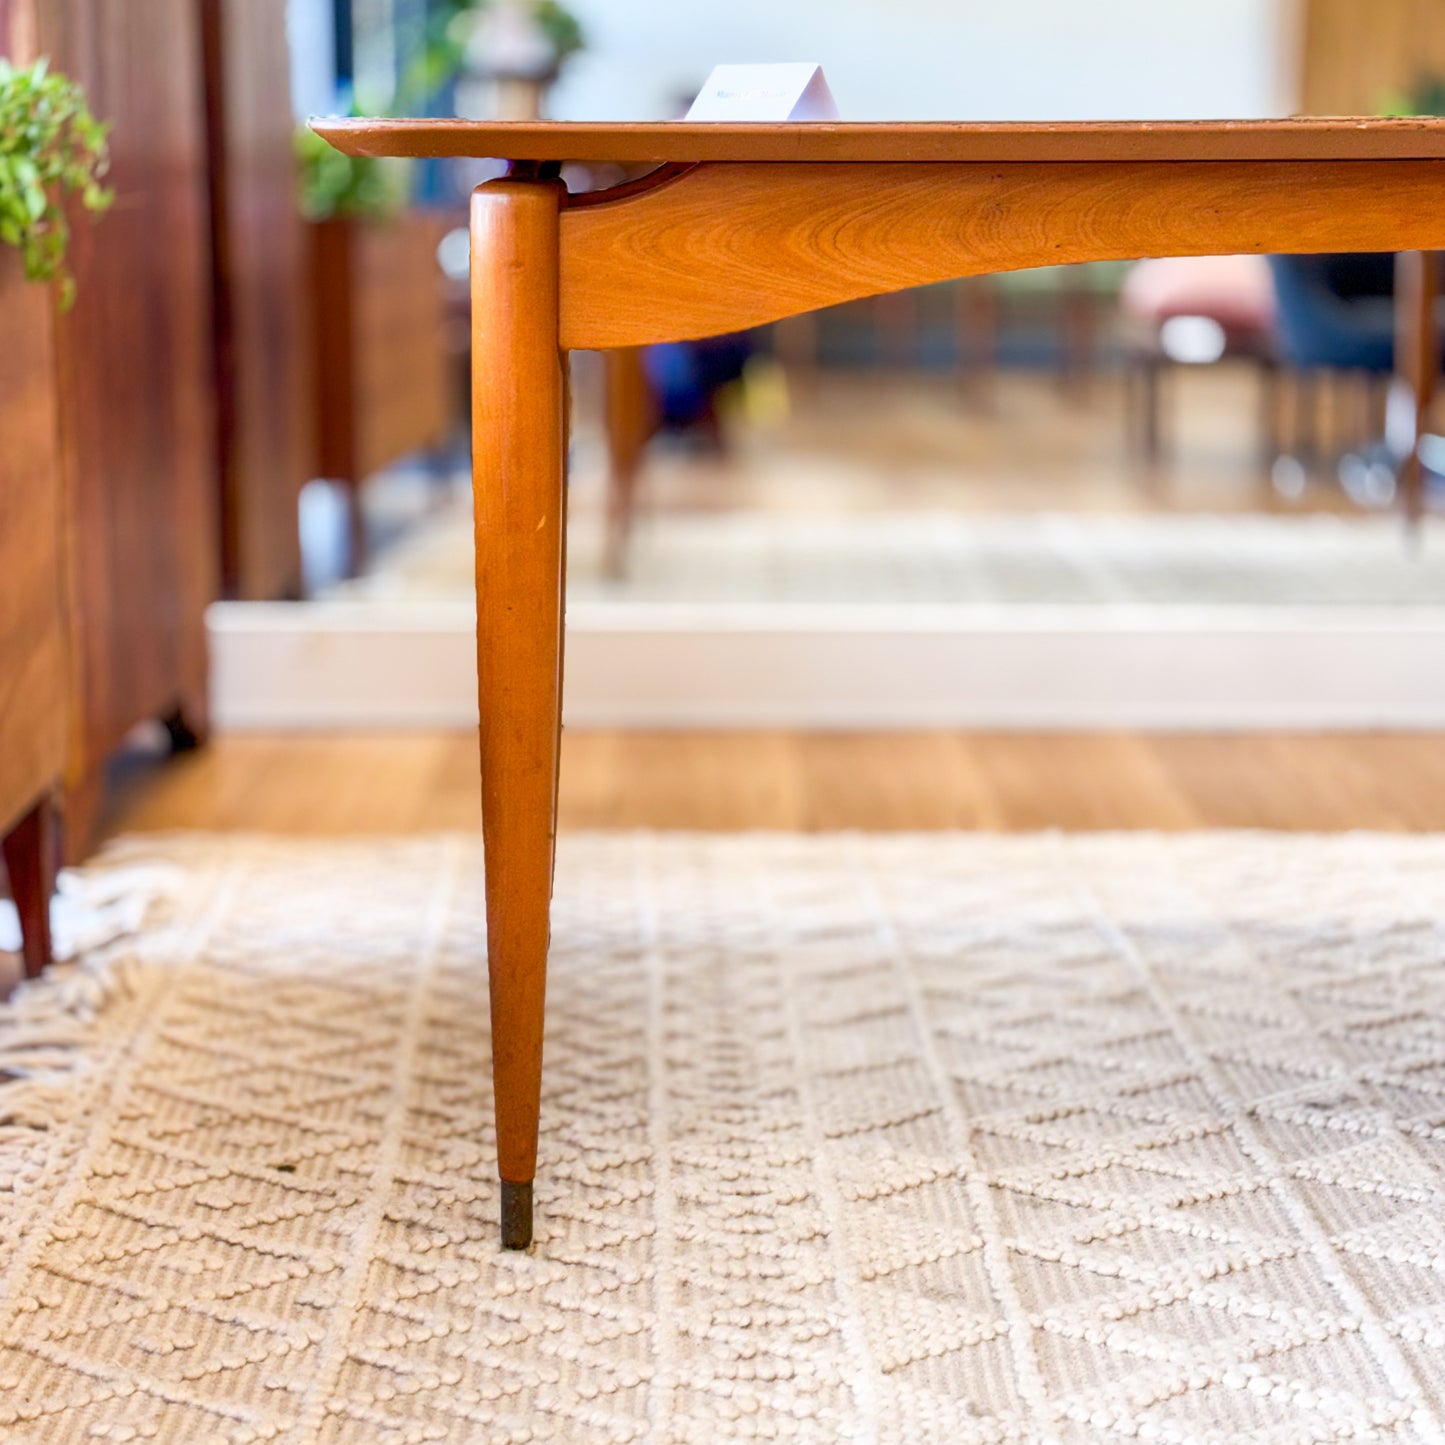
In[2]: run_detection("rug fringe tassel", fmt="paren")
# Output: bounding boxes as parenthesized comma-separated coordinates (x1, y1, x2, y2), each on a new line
(1, 857, 179, 1193)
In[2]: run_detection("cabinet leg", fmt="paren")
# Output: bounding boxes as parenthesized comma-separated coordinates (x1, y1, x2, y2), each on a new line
(3, 797, 57, 979)
(471, 177, 568, 1250)
(162, 696, 210, 755)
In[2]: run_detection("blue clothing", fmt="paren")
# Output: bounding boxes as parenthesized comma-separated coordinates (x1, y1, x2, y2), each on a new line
(1268, 253, 1435, 373)
(643, 336, 753, 428)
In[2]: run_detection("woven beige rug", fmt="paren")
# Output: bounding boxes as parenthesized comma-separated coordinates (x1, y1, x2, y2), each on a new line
(4, 832, 1445, 1443)
(332, 505, 1445, 609)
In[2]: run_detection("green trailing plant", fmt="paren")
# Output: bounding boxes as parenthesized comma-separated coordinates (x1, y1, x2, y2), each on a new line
(1380, 76, 1445, 118)
(0, 57, 111, 309)
(295, 122, 405, 221)
(398, 0, 585, 112)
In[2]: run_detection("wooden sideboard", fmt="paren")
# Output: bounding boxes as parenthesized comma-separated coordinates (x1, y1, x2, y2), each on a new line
(310, 212, 453, 569)
(200, 0, 313, 601)
(36, 0, 219, 860)
(1, 0, 322, 955)
(0, 251, 66, 977)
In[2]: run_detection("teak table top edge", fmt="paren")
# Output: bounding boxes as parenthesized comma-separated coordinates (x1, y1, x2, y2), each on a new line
(312, 116, 1445, 165)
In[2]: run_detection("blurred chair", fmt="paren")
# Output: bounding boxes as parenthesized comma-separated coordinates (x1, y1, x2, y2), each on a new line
(1267, 253, 1445, 511)
(1268, 253, 1397, 371)
(1120, 254, 1279, 473)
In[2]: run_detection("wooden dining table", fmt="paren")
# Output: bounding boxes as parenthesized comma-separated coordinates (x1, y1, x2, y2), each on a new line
(314, 116, 1445, 1250)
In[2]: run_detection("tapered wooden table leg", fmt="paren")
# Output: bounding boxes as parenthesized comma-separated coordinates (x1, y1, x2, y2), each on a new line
(471, 177, 568, 1250)
(3, 795, 57, 980)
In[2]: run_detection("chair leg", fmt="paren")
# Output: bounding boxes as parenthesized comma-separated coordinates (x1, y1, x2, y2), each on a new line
(1141, 354, 1164, 468)
(602, 346, 652, 579)
(1395, 250, 1440, 532)
(1295, 370, 1320, 477)
(774, 311, 820, 401)
(1257, 357, 1283, 488)
(162, 698, 210, 754)
(954, 275, 998, 408)
(1058, 279, 1096, 403)
(3, 796, 57, 980)
(471, 177, 568, 1250)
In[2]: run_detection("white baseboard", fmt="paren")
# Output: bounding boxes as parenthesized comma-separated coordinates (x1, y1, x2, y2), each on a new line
(209, 601, 1445, 731)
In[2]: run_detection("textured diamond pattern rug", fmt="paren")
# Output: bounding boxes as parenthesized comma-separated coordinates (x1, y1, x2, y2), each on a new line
(333, 507, 1445, 609)
(5, 831, 1445, 1443)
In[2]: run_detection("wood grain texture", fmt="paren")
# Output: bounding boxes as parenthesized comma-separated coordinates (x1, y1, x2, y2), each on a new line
(39, 0, 218, 857)
(560, 159, 1445, 348)
(313, 116, 1445, 165)
(0, 0, 36, 55)
(470, 180, 568, 1239)
(94, 732, 1445, 839)
(200, 0, 311, 600)
(0, 0, 62, 967)
(310, 214, 451, 485)
(0, 251, 67, 844)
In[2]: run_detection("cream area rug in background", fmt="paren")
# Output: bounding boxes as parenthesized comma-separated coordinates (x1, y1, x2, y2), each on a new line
(332, 508, 1445, 610)
(4, 832, 1445, 1443)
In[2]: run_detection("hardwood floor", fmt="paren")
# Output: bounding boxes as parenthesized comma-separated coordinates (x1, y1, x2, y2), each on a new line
(94, 730, 1445, 838)
(2, 729, 1438, 998)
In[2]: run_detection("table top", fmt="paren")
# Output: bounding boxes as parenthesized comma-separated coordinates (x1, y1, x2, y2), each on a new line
(313, 117, 1445, 166)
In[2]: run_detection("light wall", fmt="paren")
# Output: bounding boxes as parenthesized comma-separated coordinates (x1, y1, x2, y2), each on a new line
(550, 0, 1292, 123)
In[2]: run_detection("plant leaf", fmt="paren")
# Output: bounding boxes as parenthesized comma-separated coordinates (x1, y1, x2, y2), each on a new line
(0, 59, 109, 302)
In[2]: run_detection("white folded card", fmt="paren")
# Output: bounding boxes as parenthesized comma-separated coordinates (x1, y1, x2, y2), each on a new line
(685, 64, 839, 123)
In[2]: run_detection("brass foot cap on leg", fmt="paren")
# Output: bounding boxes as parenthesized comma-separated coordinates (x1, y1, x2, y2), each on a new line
(500, 1180, 533, 1250)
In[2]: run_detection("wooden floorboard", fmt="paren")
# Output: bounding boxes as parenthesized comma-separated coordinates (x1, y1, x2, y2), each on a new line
(93, 731, 1445, 839)
(0, 729, 1432, 1000)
